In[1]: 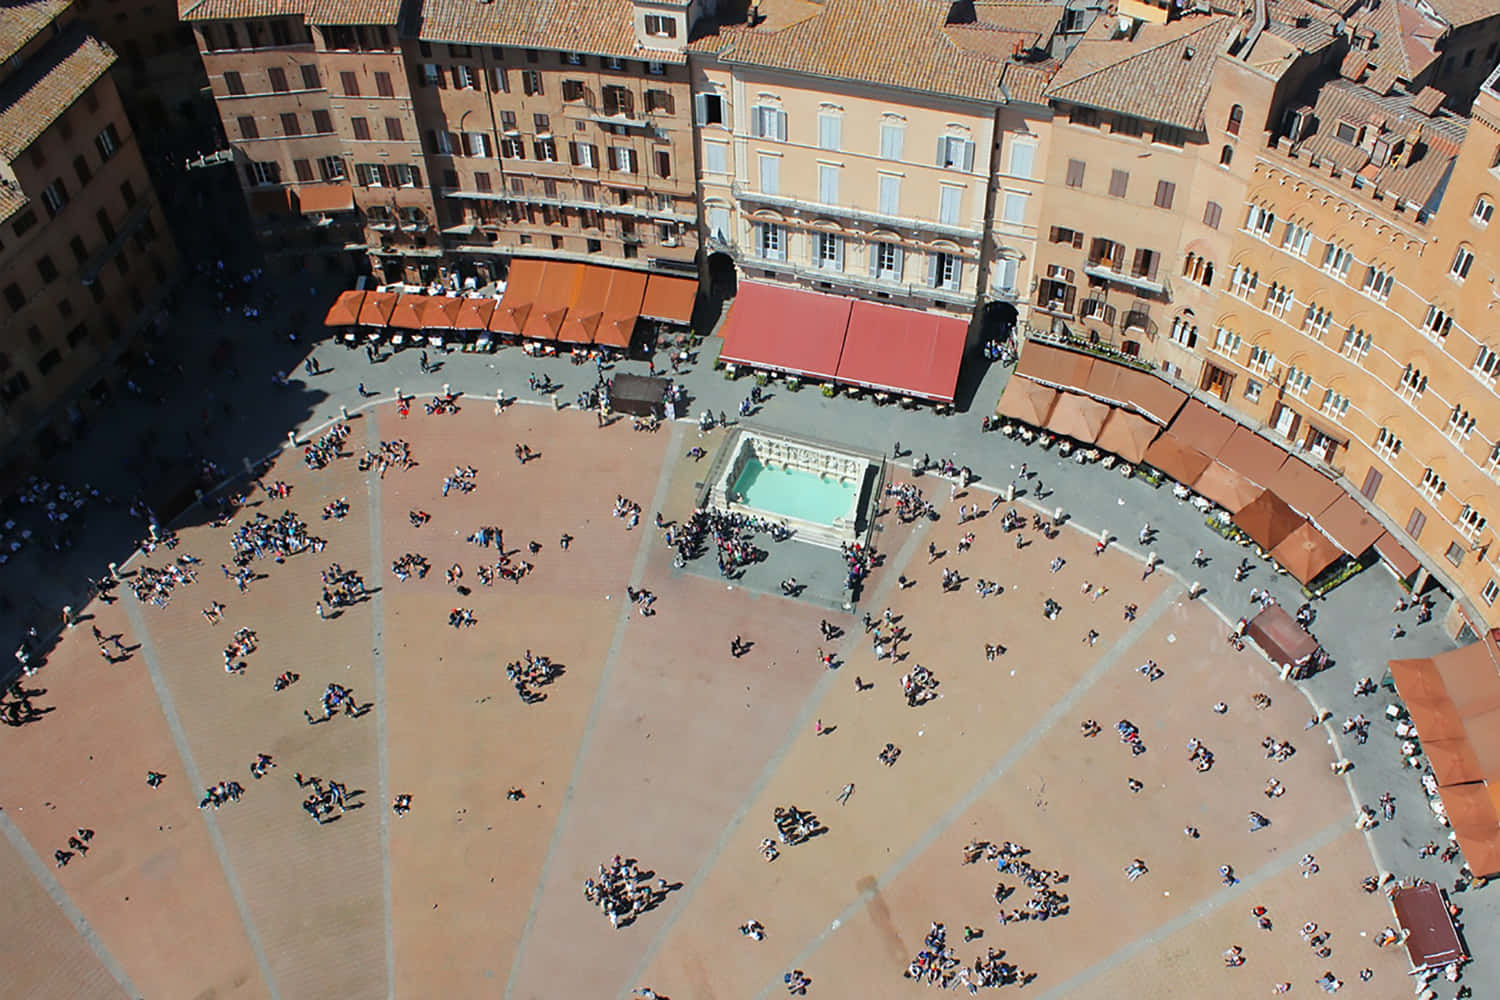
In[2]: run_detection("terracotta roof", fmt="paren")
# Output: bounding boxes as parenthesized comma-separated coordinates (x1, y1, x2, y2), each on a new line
(1346, 0, 1441, 82)
(304, 0, 403, 25)
(0, 26, 115, 162)
(695, 0, 1057, 104)
(1045, 14, 1239, 131)
(0, 180, 29, 224)
(0, 0, 71, 66)
(1422, 0, 1500, 26)
(179, 0, 309, 21)
(1412, 85, 1446, 115)
(416, 0, 686, 62)
(1296, 76, 1466, 209)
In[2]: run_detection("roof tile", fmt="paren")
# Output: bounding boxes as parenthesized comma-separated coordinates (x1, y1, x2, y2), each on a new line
(304, 0, 403, 24)
(179, 0, 309, 21)
(416, 0, 684, 62)
(0, 0, 72, 66)
(0, 26, 116, 162)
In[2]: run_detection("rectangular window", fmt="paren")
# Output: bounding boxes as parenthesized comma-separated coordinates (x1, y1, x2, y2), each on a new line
(1203, 201, 1222, 229)
(697, 93, 724, 126)
(454, 65, 477, 90)
(375, 71, 394, 97)
(880, 121, 904, 160)
(223, 70, 244, 95)
(1108, 169, 1128, 198)
(421, 63, 442, 87)
(293, 158, 314, 182)
(1049, 226, 1084, 248)
(1065, 158, 1085, 188)
(301, 65, 320, 89)
(1422, 305, 1453, 341)
(1007, 138, 1036, 179)
(878, 174, 900, 216)
(644, 13, 677, 37)
(759, 154, 779, 195)
(818, 163, 839, 205)
(317, 156, 345, 182)
(937, 135, 974, 171)
(249, 161, 280, 185)
(522, 70, 543, 96)
(939, 186, 961, 226)
(340, 71, 360, 97)
(816, 232, 842, 270)
(653, 150, 670, 178)
(1131, 247, 1160, 281)
(238, 115, 259, 139)
(571, 142, 597, 169)
(501, 136, 525, 159)
(463, 132, 490, 157)
(930, 252, 961, 291)
(36, 255, 58, 283)
(382, 117, 402, 142)
(535, 138, 558, 162)
(611, 146, 637, 174)
(752, 105, 787, 141)
(703, 142, 727, 174)
(268, 67, 289, 93)
(1282, 222, 1313, 258)
(603, 85, 633, 117)
(817, 113, 841, 151)
(1451, 247, 1475, 280)
(351, 117, 370, 141)
(41, 179, 68, 217)
(873, 241, 903, 280)
(1001, 191, 1028, 225)
(757, 222, 785, 260)
(280, 112, 301, 136)
(312, 109, 333, 134)
(1361, 265, 1393, 300)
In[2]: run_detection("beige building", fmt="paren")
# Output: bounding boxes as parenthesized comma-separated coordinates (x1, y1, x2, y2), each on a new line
(0, 0, 178, 469)
(689, 0, 1060, 326)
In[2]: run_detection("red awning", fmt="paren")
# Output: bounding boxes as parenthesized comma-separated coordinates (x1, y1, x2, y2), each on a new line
(1317, 495, 1385, 556)
(389, 294, 426, 331)
(490, 259, 546, 334)
(1392, 883, 1468, 970)
(719, 281, 851, 382)
(1014, 342, 1095, 392)
(1233, 489, 1304, 551)
(835, 300, 967, 403)
(294, 182, 355, 214)
(1094, 408, 1159, 464)
(323, 289, 365, 327)
(1269, 520, 1343, 584)
(597, 268, 647, 348)
(1266, 455, 1343, 517)
(357, 291, 397, 328)
(455, 297, 497, 331)
(640, 274, 697, 324)
(421, 296, 463, 329)
(1219, 426, 1292, 488)
(522, 261, 585, 340)
(555, 264, 607, 345)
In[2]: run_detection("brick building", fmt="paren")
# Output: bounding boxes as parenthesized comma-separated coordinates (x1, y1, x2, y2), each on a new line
(0, 0, 178, 467)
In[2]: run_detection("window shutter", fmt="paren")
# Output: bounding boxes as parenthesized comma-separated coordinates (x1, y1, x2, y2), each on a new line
(962, 140, 975, 172)
(695, 94, 707, 124)
(936, 136, 947, 166)
(835, 238, 844, 269)
(408, 166, 421, 188)
(869, 244, 880, 277)
(425, 130, 437, 154)
(1071, 230, 1083, 249)
(894, 246, 904, 275)
(447, 131, 460, 155)
(1147, 253, 1159, 281)
(927, 254, 939, 287)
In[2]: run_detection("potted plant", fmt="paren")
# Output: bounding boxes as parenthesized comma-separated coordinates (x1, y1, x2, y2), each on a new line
(821, 383, 837, 397)
(786, 377, 802, 391)
(755, 373, 770, 387)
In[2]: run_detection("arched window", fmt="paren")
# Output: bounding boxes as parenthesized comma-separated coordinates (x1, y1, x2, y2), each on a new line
(1227, 104, 1243, 136)
(1202, 261, 1214, 286)
(1220, 144, 1233, 167)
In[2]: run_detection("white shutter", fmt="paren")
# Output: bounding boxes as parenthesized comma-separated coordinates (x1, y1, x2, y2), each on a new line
(759, 155, 779, 195)
(818, 113, 841, 150)
(881, 123, 904, 160)
(936, 136, 948, 166)
(939, 186, 961, 226)
(707, 206, 730, 242)
(704, 142, 727, 174)
(927, 254, 939, 287)
(878, 175, 900, 216)
(962, 139, 975, 172)
(868, 243, 880, 277)
(774, 109, 787, 141)
(818, 164, 839, 205)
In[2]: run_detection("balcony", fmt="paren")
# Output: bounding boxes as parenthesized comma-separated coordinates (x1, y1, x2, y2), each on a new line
(1082, 262, 1169, 298)
(441, 188, 695, 224)
(744, 252, 975, 309)
(731, 183, 982, 242)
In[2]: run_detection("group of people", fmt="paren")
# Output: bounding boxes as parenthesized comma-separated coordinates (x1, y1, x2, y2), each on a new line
(505, 650, 560, 704)
(358, 438, 414, 478)
(582, 856, 670, 930)
(131, 557, 200, 608)
(302, 423, 350, 470)
(671, 508, 769, 577)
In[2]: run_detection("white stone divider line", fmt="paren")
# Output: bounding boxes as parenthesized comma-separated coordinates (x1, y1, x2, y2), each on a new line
(750, 583, 1186, 1000)
(121, 595, 283, 1000)
(362, 413, 397, 1000)
(503, 420, 687, 1000)
(615, 487, 939, 999)
(0, 804, 142, 998)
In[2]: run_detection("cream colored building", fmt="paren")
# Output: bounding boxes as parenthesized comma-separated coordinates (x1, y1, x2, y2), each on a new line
(689, 0, 1061, 327)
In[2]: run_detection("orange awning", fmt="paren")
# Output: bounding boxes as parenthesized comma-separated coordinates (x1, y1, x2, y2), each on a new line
(521, 261, 585, 340)
(1168, 399, 1239, 459)
(1014, 342, 1095, 393)
(294, 182, 355, 214)
(557, 310, 602, 345)
(1233, 489, 1304, 551)
(1045, 392, 1111, 443)
(1266, 456, 1343, 518)
(1094, 408, 1158, 463)
(389, 294, 427, 331)
(639, 274, 697, 324)
(597, 267, 647, 348)
(997, 379, 1058, 426)
(1317, 495, 1385, 556)
(1219, 426, 1291, 488)
(1191, 461, 1264, 514)
(1375, 531, 1421, 579)
(456, 297, 498, 331)
(358, 291, 397, 328)
(1269, 520, 1343, 584)
(324, 289, 365, 327)
(1143, 433, 1212, 485)
(421, 296, 463, 329)
(1424, 738, 1488, 787)
(489, 259, 546, 334)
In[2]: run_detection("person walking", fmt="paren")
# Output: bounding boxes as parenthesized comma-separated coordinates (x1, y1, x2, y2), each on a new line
(836, 782, 854, 805)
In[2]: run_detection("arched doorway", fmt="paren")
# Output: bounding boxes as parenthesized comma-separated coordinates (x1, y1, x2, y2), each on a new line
(707, 251, 737, 301)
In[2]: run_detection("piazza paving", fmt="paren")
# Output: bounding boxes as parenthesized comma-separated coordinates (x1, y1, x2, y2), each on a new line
(0, 400, 1408, 999)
